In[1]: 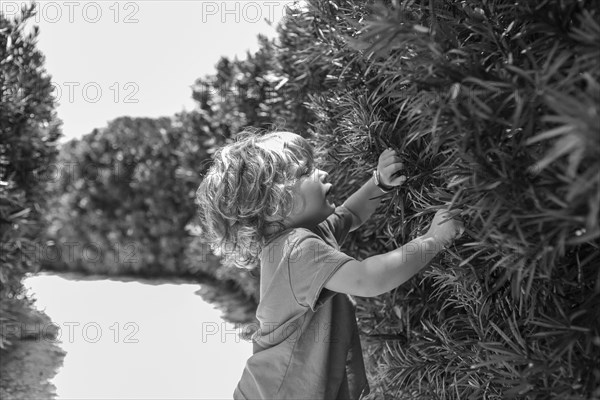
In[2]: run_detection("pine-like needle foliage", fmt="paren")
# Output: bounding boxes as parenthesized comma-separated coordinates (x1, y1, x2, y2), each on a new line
(294, 0, 599, 398)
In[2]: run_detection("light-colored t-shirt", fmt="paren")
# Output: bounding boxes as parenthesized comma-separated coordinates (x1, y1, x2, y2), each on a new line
(233, 205, 370, 400)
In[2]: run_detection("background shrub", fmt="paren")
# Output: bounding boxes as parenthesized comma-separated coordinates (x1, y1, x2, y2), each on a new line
(43, 113, 219, 276)
(0, 5, 62, 349)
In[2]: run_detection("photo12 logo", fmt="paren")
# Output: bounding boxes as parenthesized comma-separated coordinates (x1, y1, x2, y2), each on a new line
(21, 241, 139, 265)
(49, 81, 140, 104)
(200, 1, 295, 23)
(0, 321, 140, 344)
(31, 159, 137, 184)
(2, 81, 141, 105)
(1, 1, 140, 23)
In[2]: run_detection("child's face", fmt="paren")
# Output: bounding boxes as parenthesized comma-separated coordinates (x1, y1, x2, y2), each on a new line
(286, 167, 335, 229)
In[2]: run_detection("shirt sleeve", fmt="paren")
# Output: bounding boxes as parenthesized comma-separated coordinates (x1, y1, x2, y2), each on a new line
(287, 230, 356, 312)
(317, 204, 357, 246)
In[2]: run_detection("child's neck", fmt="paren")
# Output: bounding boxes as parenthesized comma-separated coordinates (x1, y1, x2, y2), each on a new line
(282, 218, 323, 232)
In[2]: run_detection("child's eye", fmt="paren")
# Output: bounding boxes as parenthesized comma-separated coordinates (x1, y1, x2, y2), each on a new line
(297, 165, 312, 177)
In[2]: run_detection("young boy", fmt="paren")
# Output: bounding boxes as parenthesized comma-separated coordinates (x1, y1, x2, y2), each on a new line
(196, 131, 464, 400)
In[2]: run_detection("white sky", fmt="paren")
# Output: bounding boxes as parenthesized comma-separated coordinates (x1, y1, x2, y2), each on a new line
(6, 0, 296, 142)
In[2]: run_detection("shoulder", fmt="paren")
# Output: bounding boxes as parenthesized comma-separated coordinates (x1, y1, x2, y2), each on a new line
(261, 228, 323, 261)
(314, 205, 357, 248)
(267, 227, 324, 252)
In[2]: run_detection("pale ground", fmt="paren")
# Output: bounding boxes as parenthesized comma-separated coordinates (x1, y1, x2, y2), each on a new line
(0, 272, 257, 400)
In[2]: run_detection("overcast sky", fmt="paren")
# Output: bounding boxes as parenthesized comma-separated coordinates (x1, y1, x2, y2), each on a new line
(10, 1, 295, 142)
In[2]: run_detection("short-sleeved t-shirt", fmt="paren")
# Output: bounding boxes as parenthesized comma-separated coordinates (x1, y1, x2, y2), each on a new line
(233, 205, 370, 400)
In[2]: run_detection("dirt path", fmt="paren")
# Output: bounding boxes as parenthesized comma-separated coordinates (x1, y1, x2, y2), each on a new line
(0, 272, 257, 399)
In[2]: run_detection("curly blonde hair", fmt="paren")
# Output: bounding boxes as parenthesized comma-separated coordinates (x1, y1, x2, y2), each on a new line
(196, 130, 315, 269)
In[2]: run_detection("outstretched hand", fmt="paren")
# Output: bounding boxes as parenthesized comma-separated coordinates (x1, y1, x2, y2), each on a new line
(426, 208, 465, 247)
(377, 148, 406, 188)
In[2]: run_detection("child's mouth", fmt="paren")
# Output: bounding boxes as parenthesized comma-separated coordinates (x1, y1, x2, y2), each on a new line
(325, 186, 335, 207)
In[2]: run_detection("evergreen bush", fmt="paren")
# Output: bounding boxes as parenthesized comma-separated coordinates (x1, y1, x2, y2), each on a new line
(186, 2, 598, 395)
(25, 0, 598, 395)
(43, 113, 218, 277)
(287, 1, 599, 398)
(0, 4, 61, 349)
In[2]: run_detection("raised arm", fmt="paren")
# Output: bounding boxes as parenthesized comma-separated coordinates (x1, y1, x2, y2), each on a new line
(324, 209, 464, 297)
(343, 148, 406, 231)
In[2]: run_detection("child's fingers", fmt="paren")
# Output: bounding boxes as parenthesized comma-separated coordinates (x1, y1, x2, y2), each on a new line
(378, 148, 399, 163)
(380, 155, 403, 168)
(389, 175, 407, 186)
(378, 149, 407, 185)
(378, 149, 403, 167)
(382, 162, 404, 175)
(381, 163, 406, 186)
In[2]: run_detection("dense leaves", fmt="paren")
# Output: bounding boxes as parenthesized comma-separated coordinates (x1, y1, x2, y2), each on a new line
(186, 1, 599, 396)
(0, 5, 61, 349)
(43, 113, 219, 276)
(291, 1, 599, 399)
(35, 0, 599, 397)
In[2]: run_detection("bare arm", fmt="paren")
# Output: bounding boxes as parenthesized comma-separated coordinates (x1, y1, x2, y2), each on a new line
(324, 234, 441, 297)
(324, 209, 464, 297)
(343, 177, 386, 232)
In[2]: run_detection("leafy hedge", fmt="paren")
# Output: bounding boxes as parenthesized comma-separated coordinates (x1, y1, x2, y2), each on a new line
(286, 1, 599, 398)
(184, 1, 599, 396)
(0, 5, 61, 349)
(33, 0, 599, 396)
(43, 113, 219, 277)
